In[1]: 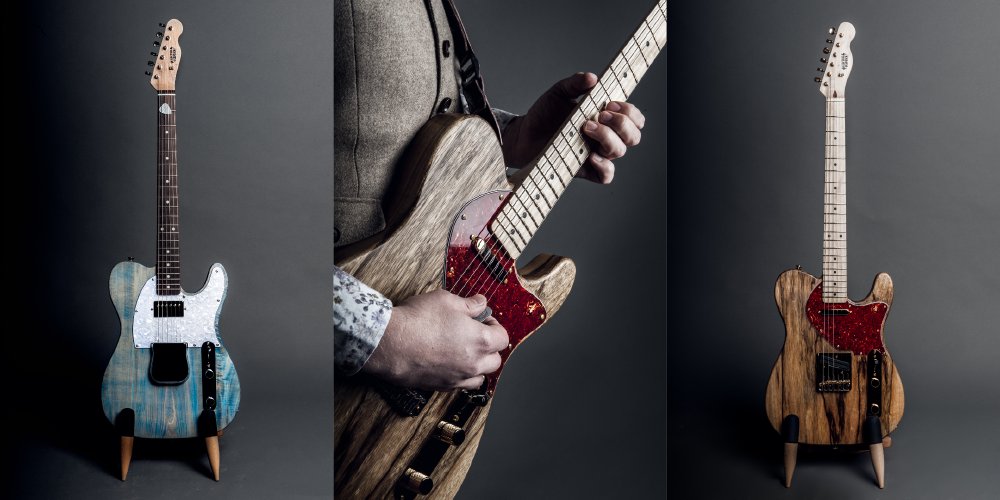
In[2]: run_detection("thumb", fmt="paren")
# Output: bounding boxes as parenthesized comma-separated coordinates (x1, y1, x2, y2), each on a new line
(461, 294, 488, 317)
(550, 72, 598, 100)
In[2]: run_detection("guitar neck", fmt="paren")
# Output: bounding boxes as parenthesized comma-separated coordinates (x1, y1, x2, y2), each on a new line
(822, 97, 847, 303)
(156, 92, 181, 295)
(491, 1, 667, 258)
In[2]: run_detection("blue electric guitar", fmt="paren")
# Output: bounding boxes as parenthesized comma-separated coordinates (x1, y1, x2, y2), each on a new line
(100, 19, 240, 481)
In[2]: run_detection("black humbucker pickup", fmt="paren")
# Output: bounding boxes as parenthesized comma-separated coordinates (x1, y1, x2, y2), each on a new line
(153, 300, 184, 317)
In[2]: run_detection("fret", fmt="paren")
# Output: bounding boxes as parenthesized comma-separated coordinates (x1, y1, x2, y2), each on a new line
(490, 2, 666, 258)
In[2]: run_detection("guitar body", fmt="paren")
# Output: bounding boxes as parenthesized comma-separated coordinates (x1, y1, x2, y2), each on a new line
(335, 114, 577, 498)
(765, 269, 904, 445)
(102, 261, 241, 438)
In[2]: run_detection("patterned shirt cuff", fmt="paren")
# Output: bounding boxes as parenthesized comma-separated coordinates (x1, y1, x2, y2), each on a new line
(492, 108, 519, 133)
(333, 266, 393, 375)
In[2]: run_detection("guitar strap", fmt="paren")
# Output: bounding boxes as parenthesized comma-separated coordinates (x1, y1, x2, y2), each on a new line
(441, 0, 503, 144)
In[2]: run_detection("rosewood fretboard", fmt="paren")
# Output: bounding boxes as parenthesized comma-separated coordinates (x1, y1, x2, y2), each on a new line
(156, 93, 180, 295)
(491, 1, 667, 259)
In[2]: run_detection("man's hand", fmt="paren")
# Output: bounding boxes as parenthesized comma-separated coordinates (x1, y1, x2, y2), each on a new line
(362, 290, 509, 391)
(501, 72, 645, 184)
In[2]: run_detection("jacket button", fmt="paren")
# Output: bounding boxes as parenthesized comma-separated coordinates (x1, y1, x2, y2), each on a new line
(442, 40, 451, 57)
(436, 97, 453, 114)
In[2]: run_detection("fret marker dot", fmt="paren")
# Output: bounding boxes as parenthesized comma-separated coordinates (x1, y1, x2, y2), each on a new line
(165, 156, 169, 160)
(166, 201, 170, 204)
(171, 227, 175, 230)
(165, 131, 169, 134)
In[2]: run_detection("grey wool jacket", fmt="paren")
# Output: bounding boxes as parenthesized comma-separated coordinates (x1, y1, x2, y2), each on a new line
(334, 0, 463, 247)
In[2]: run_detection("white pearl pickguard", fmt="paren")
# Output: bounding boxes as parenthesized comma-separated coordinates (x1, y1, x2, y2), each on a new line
(132, 263, 227, 348)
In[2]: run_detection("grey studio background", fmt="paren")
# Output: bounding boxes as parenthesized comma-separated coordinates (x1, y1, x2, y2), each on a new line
(336, 0, 666, 498)
(11, 1, 333, 499)
(667, 1, 1000, 499)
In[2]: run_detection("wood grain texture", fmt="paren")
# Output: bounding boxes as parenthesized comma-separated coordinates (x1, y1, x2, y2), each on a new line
(101, 261, 240, 439)
(765, 269, 904, 445)
(335, 114, 576, 498)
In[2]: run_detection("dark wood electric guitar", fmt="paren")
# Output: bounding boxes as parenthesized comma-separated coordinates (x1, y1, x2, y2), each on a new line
(101, 19, 240, 481)
(764, 22, 904, 489)
(335, 2, 666, 498)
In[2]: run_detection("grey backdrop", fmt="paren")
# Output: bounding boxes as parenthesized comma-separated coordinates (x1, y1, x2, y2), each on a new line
(667, 1, 1000, 499)
(12, 1, 333, 498)
(447, 1, 667, 498)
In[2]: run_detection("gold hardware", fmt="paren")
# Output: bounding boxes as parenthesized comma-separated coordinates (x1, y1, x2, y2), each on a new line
(435, 421, 466, 446)
(401, 468, 433, 495)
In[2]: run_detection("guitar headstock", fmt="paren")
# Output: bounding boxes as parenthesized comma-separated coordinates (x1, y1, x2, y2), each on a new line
(815, 21, 855, 98)
(146, 19, 183, 91)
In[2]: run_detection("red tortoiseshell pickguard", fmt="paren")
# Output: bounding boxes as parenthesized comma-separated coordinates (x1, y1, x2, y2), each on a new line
(805, 282, 889, 355)
(443, 191, 545, 395)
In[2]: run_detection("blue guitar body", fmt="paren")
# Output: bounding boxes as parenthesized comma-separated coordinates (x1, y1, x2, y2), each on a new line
(101, 261, 240, 438)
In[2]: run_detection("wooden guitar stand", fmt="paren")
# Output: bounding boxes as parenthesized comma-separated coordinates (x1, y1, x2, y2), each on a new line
(115, 408, 223, 481)
(781, 414, 890, 489)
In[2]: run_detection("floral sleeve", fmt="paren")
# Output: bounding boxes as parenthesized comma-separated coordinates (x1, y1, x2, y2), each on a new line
(333, 266, 393, 375)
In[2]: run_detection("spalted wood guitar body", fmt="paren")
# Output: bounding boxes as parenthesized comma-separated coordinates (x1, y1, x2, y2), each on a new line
(765, 269, 904, 445)
(335, 114, 577, 498)
(102, 261, 241, 438)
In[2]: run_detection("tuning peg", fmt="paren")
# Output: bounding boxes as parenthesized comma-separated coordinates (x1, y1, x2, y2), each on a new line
(147, 61, 155, 66)
(826, 38, 834, 43)
(828, 27, 836, 35)
(817, 67, 824, 72)
(159, 22, 166, 27)
(145, 71, 152, 76)
(814, 77, 822, 82)
(820, 57, 828, 63)
(822, 47, 831, 54)
(153, 41, 161, 46)
(156, 32, 163, 38)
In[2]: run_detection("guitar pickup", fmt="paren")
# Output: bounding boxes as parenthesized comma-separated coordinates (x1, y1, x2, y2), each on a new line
(153, 300, 185, 317)
(816, 352, 852, 392)
(819, 308, 851, 316)
(470, 236, 509, 283)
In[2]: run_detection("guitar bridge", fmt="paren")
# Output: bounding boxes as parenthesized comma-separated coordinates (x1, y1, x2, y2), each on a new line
(816, 352, 852, 392)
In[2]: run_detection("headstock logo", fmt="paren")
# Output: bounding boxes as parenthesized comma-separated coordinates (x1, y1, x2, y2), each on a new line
(840, 52, 849, 70)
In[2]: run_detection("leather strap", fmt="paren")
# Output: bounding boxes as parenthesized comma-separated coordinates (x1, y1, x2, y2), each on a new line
(441, 0, 503, 144)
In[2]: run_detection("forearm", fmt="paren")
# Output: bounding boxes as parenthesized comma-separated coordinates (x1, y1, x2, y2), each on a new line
(333, 266, 393, 375)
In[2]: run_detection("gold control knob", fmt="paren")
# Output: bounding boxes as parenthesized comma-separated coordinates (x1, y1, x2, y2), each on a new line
(401, 468, 433, 495)
(436, 421, 466, 446)
(870, 377, 880, 388)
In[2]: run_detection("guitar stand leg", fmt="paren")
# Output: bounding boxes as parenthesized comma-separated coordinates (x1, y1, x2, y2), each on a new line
(115, 409, 136, 481)
(781, 415, 799, 488)
(863, 415, 885, 488)
(199, 410, 221, 481)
